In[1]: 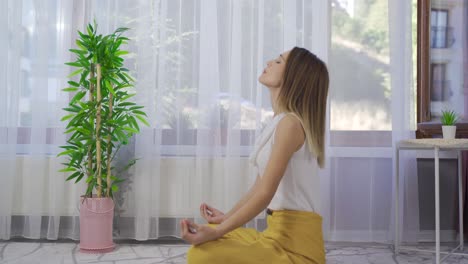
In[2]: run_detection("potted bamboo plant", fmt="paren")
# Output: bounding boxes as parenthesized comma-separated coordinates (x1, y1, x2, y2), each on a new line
(440, 110, 458, 139)
(58, 22, 148, 253)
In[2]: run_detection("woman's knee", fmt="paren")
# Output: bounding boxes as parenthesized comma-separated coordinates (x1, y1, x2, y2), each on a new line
(186, 245, 214, 264)
(187, 241, 235, 264)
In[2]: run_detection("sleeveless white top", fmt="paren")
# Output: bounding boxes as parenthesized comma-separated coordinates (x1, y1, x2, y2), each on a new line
(249, 113, 320, 213)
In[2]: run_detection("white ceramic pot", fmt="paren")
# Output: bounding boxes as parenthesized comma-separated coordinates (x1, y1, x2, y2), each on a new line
(442, 125, 456, 139)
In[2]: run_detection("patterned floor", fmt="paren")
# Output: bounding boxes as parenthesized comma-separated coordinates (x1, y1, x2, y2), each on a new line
(2, 240, 468, 263)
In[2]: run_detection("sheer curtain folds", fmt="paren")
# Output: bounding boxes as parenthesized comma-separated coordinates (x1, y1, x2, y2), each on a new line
(1, 0, 321, 240)
(1, 0, 416, 242)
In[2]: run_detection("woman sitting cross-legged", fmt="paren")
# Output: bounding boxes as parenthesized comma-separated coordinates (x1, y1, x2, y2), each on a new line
(180, 46, 329, 264)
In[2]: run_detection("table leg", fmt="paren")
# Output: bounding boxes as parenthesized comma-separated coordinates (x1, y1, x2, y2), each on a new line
(395, 147, 399, 254)
(435, 147, 440, 264)
(459, 150, 464, 251)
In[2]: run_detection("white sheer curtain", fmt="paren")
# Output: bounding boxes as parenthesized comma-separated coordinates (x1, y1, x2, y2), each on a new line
(0, 0, 84, 240)
(0, 0, 418, 243)
(0, 0, 321, 240)
(97, 0, 320, 240)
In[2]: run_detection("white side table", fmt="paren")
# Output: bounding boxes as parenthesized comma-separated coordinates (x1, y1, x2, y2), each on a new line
(395, 139, 468, 264)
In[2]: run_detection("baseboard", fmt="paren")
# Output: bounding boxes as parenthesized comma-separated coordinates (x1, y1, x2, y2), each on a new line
(328, 230, 389, 242)
(417, 230, 458, 242)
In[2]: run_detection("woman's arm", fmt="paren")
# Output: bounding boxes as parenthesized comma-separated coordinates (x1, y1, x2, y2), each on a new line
(181, 115, 305, 245)
(200, 175, 261, 224)
(214, 115, 305, 236)
(219, 175, 261, 221)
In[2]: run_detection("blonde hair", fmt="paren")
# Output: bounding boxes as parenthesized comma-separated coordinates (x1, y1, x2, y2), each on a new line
(276, 47, 329, 168)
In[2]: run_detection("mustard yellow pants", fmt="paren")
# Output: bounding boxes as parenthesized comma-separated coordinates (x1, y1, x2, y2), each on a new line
(187, 210, 325, 264)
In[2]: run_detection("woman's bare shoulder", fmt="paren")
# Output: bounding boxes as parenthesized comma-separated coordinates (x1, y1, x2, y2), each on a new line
(275, 113, 305, 151)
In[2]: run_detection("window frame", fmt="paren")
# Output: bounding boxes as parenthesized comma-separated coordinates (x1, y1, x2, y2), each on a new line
(416, 0, 468, 138)
(430, 8, 449, 49)
(430, 62, 446, 102)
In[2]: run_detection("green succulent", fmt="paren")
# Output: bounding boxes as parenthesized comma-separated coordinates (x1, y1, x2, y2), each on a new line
(440, 110, 458, 126)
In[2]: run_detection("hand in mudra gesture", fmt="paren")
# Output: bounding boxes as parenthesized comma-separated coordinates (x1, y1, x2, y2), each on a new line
(200, 203, 225, 224)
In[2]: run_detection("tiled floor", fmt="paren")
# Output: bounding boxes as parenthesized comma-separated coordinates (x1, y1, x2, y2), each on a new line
(2, 240, 468, 263)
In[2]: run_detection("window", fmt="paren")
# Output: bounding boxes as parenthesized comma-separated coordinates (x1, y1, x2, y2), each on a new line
(416, 0, 468, 138)
(330, 0, 391, 131)
(330, 0, 392, 146)
(430, 63, 447, 102)
(431, 9, 449, 48)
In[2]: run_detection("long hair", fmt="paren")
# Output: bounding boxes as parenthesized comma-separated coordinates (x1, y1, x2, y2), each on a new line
(276, 47, 329, 168)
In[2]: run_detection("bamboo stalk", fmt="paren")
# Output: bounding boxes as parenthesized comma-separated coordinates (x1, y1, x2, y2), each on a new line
(96, 64, 102, 198)
(106, 90, 113, 197)
(87, 64, 95, 197)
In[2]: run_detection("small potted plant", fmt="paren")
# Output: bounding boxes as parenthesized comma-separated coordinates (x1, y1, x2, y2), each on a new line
(59, 22, 148, 253)
(440, 110, 458, 139)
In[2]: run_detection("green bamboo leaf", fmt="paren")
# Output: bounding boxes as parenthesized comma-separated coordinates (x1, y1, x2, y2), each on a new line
(77, 127, 91, 135)
(115, 50, 129, 56)
(60, 114, 75, 121)
(123, 126, 138, 133)
(111, 185, 119, 193)
(129, 106, 144, 110)
(59, 166, 75, 172)
(69, 49, 87, 55)
(64, 127, 77, 134)
(129, 116, 139, 131)
(86, 25, 93, 36)
(116, 83, 132, 89)
(62, 87, 78, 92)
(59, 145, 77, 150)
(119, 102, 136, 107)
(67, 115, 86, 129)
(66, 171, 81, 181)
(122, 72, 135, 82)
(67, 68, 84, 78)
(88, 23, 94, 33)
(106, 80, 116, 96)
(132, 110, 147, 116)
(86, 176, 94, 184)
(76, 40, 87, 50)
(107, 76, 122, 87)
(67, 81, 80, 87)
(57, 150, 75, 157)
(78, 30, 89, 40)
(135, 114, 150, 127)
(114, 129, 127, 142)
(78, 58, 90, 67)
(71, 91, 86, 104)
(63, 107, 80, 113)
(121, 93, 136, 101)
(117, 72, 128, 83)
(65, 62, 82, 68)
(75, 173, 85, 183)
(114, 27, 130, 33)
(116, 57, 124, 64)
(85, 183, 94, 197)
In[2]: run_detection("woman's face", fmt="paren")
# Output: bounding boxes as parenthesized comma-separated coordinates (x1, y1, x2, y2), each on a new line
(259, 51, 290, 88)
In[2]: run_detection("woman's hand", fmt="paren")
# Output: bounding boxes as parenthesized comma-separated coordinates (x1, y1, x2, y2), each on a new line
(200, 203, 225, 224)
(180, 219, 221, 245)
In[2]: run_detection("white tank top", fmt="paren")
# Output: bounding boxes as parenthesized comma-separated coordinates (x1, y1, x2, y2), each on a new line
(249, 112, 320, 213)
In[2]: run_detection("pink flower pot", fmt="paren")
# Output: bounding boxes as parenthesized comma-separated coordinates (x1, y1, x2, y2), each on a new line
(79, 196, 115, 253)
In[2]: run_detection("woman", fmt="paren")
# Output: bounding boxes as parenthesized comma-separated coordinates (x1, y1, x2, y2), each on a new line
(180, 47, 329, 264)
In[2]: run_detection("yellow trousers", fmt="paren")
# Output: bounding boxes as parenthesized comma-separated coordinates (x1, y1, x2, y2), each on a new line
(187, 210, 325, 264)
